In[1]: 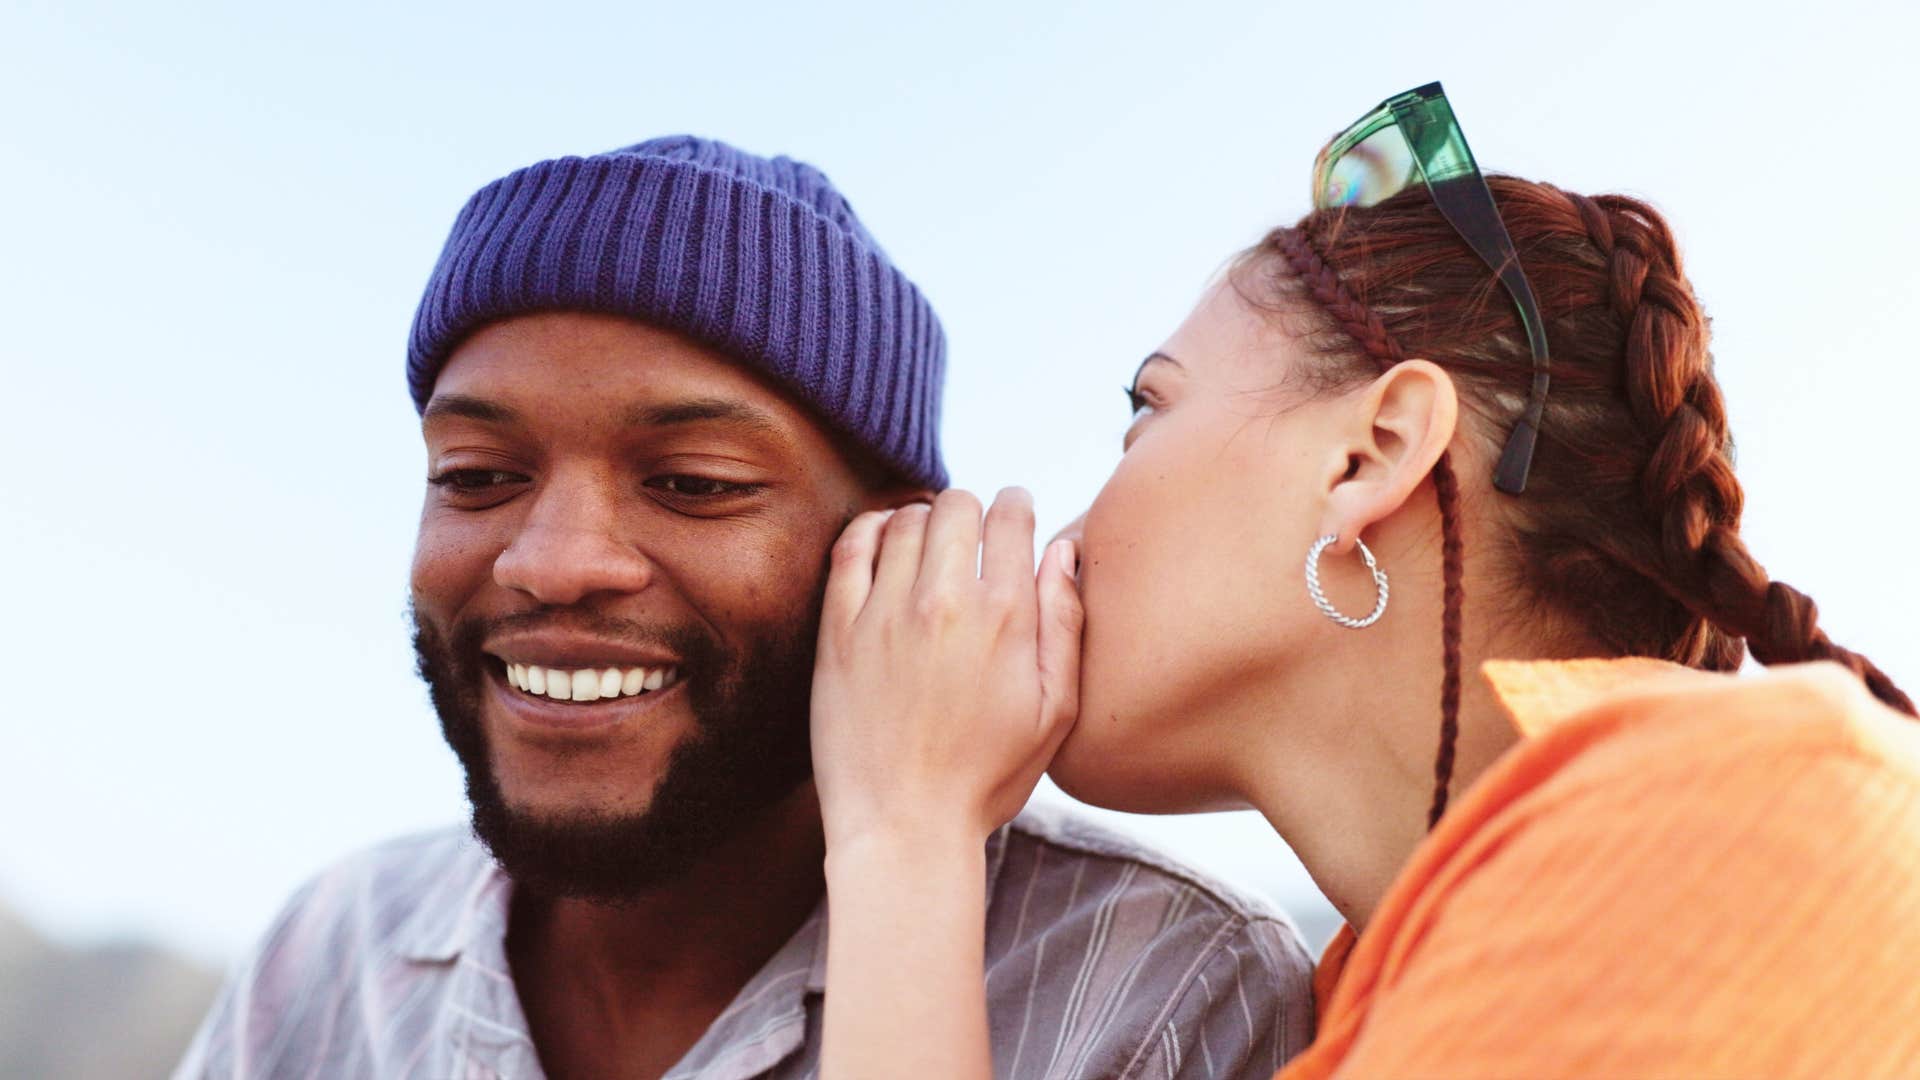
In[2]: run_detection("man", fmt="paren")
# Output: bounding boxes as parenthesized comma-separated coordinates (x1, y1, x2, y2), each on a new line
(177, 136, 1314, 1079)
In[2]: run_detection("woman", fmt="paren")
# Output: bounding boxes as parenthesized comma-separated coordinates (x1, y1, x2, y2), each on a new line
(808, 84, 1920, 1078)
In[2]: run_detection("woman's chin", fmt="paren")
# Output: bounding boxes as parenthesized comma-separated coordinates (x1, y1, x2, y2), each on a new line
(1048, 722, 1217, 815)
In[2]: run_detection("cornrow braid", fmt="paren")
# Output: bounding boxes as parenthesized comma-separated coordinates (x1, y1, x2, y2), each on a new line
(1273, 227, 1468, 826)
(1569, 193, 1917, 715)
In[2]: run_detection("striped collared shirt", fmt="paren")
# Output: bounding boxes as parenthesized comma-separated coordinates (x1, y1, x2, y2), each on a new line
(175, 804, 1313, 1079)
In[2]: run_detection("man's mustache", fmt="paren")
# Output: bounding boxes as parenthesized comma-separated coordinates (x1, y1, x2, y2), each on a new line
(436, 606, 719, 679)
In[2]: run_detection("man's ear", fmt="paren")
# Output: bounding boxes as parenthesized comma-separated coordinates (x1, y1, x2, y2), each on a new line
(1317, 360, 1458, 551)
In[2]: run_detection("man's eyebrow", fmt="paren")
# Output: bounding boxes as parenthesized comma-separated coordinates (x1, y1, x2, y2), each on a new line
(1132, 351, 1184, 384)
(625, 398, 784, 436)
(422, 394, 520, 425)
(422, 394, 783, 435)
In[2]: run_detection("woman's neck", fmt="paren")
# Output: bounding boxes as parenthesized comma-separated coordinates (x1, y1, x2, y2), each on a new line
(1235, 630, 1522, 934)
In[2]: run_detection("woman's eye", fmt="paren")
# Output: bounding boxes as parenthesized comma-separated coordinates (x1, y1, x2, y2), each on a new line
(428, 469, 525, 493)
(651, 476, 756, 498)
(1124, 384, 1156, 419)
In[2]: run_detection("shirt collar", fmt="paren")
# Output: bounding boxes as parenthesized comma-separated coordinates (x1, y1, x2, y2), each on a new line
(1481, 656, 1699, 738)
(392, 814, 1020, 988)
(394, 832, 505, 963)
(1311, 657, 1705, 1011)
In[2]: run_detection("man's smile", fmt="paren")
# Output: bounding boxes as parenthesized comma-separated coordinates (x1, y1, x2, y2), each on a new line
(501, 660, 683, 702)
(485, 662, 688, 735)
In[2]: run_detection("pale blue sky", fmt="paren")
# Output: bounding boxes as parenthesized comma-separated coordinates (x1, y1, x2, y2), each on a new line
(4, 0, 1916, 963)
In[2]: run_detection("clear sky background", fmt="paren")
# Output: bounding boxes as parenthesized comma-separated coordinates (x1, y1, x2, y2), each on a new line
(4, 0, 1917, 965)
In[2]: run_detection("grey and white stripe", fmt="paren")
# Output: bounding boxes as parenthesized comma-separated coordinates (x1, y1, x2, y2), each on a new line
(176, 804, 1314, 1079)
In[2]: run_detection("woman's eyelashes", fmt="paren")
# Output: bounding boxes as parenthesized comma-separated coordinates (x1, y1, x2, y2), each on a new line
(1122, 383, 1167, 452)
(1124, 383, 1158, 418)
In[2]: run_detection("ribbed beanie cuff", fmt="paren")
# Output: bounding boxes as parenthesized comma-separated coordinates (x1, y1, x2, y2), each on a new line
(408, 136, 948, 489)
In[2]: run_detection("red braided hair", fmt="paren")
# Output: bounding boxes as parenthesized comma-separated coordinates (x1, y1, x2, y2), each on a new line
(1246, 180, 1915, 825)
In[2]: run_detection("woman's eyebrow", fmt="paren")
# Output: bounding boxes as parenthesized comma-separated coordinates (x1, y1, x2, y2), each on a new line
(1133, 352, 1184, 385)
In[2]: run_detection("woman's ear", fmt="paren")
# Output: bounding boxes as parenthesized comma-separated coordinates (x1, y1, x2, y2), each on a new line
(1317, 360, 1458, 551)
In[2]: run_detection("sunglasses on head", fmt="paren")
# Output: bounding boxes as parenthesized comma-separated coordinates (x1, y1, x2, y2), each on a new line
(1311, 81, 1549, 495)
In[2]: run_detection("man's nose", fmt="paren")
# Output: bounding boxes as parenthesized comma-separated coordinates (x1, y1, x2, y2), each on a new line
(493, 479, 654, 606)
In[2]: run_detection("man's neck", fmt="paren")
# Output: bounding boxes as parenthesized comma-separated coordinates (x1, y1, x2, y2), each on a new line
(505, 784, 828, 1080)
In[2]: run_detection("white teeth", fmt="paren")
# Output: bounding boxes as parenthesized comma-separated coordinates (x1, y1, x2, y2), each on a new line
(570, 669, 600, 702)
(503, 661, 677, 701)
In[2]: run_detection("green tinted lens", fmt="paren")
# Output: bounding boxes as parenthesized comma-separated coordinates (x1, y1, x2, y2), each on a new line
(1307, 82, 1554, 495)
(1317, 121, 1420, 208)
(1386, 89, 1476, 186)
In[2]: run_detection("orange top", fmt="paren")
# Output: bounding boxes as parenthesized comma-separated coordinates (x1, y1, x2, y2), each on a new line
(1278, 658, 1920, 1079)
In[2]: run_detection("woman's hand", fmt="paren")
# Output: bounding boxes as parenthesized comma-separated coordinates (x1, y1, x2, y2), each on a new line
(811, 487, 1083, 855)
(812, 488, 1080, 1080)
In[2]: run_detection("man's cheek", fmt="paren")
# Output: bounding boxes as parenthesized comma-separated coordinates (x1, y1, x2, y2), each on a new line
(411, 516, 507, 593)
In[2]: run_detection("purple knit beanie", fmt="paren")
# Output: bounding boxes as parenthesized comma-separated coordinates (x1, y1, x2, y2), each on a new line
(408, 136, 947, 489)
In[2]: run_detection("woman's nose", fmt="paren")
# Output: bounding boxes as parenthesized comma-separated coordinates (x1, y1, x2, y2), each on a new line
(1049, 512, 1086, 550)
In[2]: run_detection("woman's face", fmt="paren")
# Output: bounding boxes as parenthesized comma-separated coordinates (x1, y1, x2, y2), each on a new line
(1050, 279, 1363, 812)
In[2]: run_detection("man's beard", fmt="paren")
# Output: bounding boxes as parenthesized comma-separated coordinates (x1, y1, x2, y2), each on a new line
(412, 602, 818, 903)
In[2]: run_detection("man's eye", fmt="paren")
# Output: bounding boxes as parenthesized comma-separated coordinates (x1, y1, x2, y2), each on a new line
(650, 476, 757, 498)
(428, 469, 525, 493)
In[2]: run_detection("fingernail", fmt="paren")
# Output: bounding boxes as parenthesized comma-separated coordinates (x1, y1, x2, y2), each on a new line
(1051, 539, 1078, 575)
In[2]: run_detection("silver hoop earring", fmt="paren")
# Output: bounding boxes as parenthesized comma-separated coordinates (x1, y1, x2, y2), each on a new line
(1305, 534, 1389, 629)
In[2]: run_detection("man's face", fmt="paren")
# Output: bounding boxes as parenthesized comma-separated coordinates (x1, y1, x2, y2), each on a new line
(410, 312, 900, 900)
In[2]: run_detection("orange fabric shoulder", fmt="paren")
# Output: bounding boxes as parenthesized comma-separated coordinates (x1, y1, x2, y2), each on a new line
(1280, 660, 1920, 1079)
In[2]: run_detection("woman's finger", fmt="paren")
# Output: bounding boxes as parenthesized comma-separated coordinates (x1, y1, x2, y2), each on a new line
(871, 501, 933, 600)
(1035, 538, 1083, 734)
(821, 510, 892, 630)
(918, 489, 985, 591)
(980, 488, 1037, 599)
